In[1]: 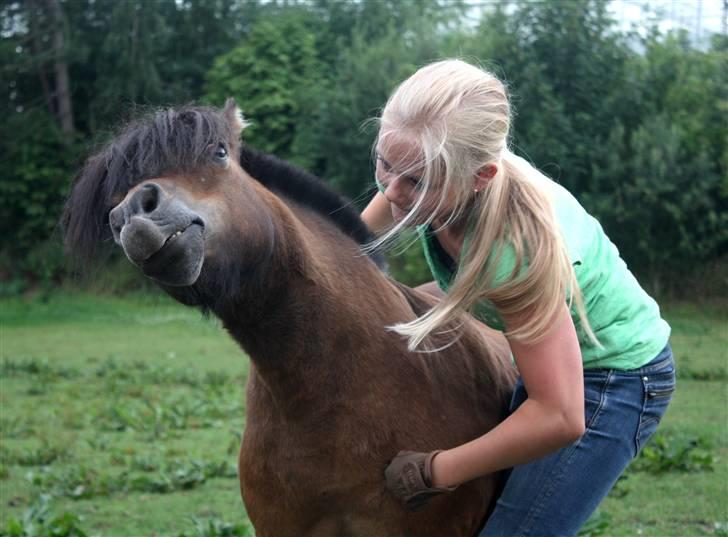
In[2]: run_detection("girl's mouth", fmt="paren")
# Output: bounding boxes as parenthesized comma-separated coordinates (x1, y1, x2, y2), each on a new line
(392, 204, 410, 221)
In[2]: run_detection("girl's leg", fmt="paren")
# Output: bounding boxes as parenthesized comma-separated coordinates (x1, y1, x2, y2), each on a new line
(481, 345, 675, 537)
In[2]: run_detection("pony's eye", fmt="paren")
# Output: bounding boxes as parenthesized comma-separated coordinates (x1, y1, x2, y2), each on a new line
(214, 143, 228, 160)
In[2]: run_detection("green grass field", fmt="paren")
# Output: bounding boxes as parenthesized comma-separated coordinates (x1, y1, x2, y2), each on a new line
(1, 292, 726, 536)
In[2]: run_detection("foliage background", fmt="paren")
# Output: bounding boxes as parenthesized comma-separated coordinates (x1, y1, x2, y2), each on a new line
(1, 0, 726, 293)
(0, 2, 726, 536)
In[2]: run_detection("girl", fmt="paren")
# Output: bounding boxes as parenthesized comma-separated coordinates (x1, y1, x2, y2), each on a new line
(361, 59, 675, 537)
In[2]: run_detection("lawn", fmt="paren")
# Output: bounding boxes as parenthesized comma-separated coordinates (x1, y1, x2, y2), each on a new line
(0, 292, 726, 536)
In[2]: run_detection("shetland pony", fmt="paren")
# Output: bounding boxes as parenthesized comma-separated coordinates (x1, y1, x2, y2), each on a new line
(62, 100, 516, 536)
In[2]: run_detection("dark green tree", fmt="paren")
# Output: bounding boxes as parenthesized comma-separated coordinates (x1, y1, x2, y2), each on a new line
(1, 0, 725, 292)
(464, 1, 726, 289)
(204, 9, 321, 159)
(0, 0, 263, 286)
(592, 31, 728, 289)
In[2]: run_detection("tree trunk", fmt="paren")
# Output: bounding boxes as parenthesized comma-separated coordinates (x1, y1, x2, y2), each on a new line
(26, 0, 53, 116)
(44, 0, 75, 138)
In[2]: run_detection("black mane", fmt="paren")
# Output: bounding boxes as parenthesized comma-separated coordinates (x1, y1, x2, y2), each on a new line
(63, 103, 385, 269)
(239, 145, 386, 269)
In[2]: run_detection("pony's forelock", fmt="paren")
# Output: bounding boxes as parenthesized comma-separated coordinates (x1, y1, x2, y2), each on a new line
(62, 104, 242, 263)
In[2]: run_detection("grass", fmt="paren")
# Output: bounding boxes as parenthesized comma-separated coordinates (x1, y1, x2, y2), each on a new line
(0, 292, 250, 536)
(0, 292, 726, 536)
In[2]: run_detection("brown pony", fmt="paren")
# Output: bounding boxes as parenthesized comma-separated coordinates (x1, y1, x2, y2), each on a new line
(62, 100, 516, 536)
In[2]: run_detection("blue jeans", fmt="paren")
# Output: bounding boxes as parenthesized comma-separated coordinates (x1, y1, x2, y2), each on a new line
(480, 344, 676, 537)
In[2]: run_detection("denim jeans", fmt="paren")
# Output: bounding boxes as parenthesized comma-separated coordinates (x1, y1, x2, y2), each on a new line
(480, 344, 676, 537)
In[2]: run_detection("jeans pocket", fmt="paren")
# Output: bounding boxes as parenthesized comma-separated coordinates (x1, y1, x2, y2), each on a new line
(636, 369, 676, 452)
(583, 371, 610, 430)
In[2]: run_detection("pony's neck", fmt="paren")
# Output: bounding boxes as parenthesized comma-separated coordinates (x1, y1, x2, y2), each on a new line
(217, 198, 407, 412)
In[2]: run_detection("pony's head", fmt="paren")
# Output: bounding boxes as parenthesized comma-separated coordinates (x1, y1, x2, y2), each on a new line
(63, 99, 384, 313)
(63, 99, 278, 308)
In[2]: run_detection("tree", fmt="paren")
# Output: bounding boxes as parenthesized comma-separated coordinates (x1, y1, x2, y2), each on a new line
(467, 0, 630, 194)
(1, 0, 725, 291)
(289, 28, 441, 199)
(595, 31, 728, 288)
(0, 0, 263, 285)
(464, 1, 727, 289)
(205, 9, 321, 159)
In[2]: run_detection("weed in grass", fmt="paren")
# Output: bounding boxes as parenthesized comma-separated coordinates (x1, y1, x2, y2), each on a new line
(59, 408, 86, 431)
(631, 432, 716, 473)
(0, 495, 89, 537)
(2, 356, 240, 393)
(26, 458, 237, 500)
(0, 417, 35, 438)
(131, 460, 202, 494)
(577, 510, 612, 537)
(25, 380, 51, 397)
(128, 459, 237, 494)
(176, 516, 254, 537)
(95, 401, 153, 434)
(84, 436, 110, 452)
(226, 431, 242, 456)
(0, 445, 69, 466)
(607, 473, 631, 499)
(94, 391, 242, 439)
(127, 454, 160, 472)
(26, 465, 116, 500)
(677, 366, 728, 382)
(107, 452, 127, 467)
(0, 358, 80, 381)
(92, 358, 237, 391)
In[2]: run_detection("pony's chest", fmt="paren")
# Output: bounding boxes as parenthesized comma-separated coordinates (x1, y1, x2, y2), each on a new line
(238, 415, 379, 497)
(237, 399, 392, 532)
(238, 427, 385, 536)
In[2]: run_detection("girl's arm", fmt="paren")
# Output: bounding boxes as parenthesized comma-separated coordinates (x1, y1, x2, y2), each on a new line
(431, 303, 585, 487)
(361, 192, 394, 235)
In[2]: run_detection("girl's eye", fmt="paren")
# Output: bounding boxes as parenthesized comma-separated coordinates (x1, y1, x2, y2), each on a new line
(214, 143, 228, 160)
(406, 175, 424, 191)
(377, 154, 392, 172)
(376, 152, 423, 189)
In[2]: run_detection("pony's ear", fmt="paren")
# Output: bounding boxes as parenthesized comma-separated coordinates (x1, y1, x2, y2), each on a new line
(223, 98, 249, 140)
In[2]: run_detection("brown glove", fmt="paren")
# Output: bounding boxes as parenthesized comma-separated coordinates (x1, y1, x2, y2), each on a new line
(384, 450, 457, 511)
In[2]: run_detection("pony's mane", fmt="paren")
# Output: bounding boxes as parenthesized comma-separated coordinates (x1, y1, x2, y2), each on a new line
(63, 104, 385, 269)
(239, 145, 386, 269)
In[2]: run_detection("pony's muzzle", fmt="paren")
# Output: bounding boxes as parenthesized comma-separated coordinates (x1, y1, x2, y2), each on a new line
(109, 182, 206, 286)
(118, 215, 167, 263)
(110, 183, 170, 263)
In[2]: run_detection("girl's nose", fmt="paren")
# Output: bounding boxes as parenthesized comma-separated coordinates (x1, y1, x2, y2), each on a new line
(384, 176, 411, 208)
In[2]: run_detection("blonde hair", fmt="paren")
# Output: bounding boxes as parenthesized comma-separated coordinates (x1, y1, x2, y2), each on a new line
(372, 59, 598, 350)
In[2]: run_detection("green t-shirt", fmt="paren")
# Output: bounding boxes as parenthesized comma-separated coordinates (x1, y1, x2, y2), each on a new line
(419, 174, 670, 371)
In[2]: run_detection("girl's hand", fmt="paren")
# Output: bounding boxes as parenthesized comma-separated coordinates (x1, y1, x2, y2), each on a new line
(384, 450, 457, 511)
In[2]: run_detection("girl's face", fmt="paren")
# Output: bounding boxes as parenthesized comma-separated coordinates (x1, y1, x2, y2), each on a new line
(375, 137, 456, 226)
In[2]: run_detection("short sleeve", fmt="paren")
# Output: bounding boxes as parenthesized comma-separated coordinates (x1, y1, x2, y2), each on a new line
(486, 240, 528, 288)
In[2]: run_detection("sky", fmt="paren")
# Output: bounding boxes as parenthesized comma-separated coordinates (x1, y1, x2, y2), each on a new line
(608, 0, 724, 45)
(465, 1, 725, 48)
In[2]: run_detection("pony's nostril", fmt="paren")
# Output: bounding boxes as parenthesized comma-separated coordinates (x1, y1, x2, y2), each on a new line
(140, 184, 160, 214)
(109, 207, 124, 237)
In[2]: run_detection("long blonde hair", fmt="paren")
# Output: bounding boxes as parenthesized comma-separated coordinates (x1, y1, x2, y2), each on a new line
(372, 59, 598, 350)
